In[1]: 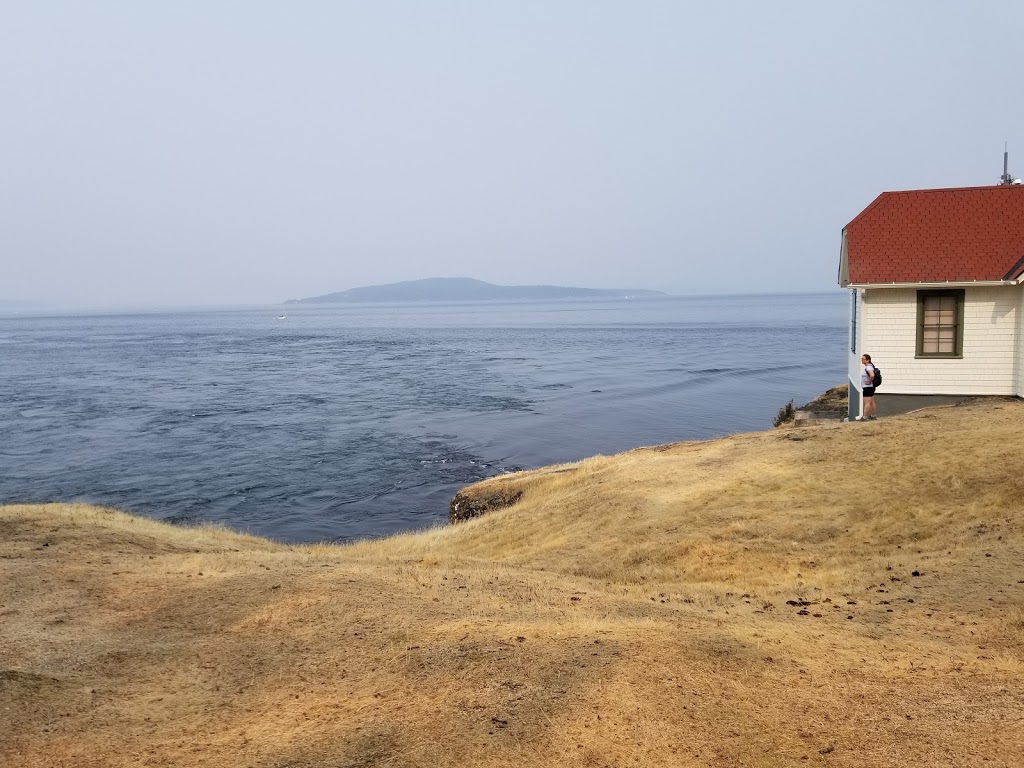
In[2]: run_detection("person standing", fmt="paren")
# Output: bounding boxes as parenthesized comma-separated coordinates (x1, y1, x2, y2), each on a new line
(860, 354, 877, 420)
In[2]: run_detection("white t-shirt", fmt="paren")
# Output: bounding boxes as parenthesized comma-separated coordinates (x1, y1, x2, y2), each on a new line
(861, 364, 875, 389)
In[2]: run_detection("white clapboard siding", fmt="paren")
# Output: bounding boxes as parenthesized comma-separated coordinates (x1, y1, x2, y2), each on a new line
(861, 286, 1020, 395)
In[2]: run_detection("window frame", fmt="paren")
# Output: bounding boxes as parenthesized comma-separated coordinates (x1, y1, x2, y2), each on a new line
(915, 289, 965, 359)
(850, 290, 857, 353)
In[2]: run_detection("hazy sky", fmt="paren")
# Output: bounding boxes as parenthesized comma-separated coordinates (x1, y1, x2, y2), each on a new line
(4, 2, 1024, 307)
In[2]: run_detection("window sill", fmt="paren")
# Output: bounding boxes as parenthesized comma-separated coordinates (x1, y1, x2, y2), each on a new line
(914, 354, 963, 360)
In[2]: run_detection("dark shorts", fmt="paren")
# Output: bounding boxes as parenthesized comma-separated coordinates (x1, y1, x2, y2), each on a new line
(863, 386, 876, 398)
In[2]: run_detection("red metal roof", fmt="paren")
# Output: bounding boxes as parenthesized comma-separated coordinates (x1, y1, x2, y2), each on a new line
(845, 184, 1024, 284)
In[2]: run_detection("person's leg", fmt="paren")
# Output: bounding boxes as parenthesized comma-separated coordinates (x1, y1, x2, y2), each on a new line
(866, 395, 876, 418)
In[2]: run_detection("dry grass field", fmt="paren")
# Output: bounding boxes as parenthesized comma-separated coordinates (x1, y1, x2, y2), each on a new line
(2, 400, 1023, 767)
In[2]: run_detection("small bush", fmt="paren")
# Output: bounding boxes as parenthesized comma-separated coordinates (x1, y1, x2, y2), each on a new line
(773, 400, 795, 427)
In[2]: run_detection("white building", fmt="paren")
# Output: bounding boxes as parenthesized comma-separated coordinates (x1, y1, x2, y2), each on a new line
(838, 183, 1024, 420)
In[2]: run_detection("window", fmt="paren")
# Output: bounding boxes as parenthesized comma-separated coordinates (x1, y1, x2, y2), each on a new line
(850, 290, 857, 353)
(916, 290, 964, 357)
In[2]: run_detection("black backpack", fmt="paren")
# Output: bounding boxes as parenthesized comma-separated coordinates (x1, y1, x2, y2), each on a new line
(872, 365, 882, 387)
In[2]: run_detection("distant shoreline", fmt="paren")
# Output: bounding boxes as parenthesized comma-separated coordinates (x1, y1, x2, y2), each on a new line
(0, 289, 849, 318)
(287, 277, 666, 304)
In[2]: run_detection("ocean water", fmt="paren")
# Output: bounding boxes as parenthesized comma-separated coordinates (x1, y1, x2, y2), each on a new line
(0, 293, 847, 542)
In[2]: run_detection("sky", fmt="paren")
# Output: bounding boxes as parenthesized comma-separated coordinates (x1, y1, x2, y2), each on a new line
(3, 2, 1024, 308)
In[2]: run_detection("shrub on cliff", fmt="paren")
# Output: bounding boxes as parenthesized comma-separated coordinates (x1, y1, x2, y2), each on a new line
(773, 399, 795, 427)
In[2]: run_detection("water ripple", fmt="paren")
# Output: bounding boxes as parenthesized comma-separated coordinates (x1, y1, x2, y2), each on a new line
(0, 296, 846, 541)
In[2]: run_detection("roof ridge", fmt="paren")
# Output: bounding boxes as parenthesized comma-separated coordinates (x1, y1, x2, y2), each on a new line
(877, 184, 1024, 195)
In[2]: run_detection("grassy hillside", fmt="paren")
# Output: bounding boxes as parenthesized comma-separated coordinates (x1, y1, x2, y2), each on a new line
(3, 401, 1023, 767)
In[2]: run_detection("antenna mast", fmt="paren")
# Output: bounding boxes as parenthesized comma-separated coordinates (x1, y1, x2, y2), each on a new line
(1000, 142, 1013, 185)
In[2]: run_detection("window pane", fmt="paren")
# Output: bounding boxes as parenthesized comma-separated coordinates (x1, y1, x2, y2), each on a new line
(919, 292, 961, 355)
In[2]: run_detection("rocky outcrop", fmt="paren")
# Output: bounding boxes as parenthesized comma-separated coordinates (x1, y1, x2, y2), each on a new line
(799, 384, 848, 413)
(448, 487, 523, 524)
(792, 384, 849, 426)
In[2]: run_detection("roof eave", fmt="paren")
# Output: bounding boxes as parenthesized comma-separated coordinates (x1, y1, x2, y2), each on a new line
(846, 278, 1023, 289)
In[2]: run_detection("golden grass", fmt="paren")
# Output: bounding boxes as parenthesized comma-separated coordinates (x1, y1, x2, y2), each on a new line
(3, 400, 1024, 767)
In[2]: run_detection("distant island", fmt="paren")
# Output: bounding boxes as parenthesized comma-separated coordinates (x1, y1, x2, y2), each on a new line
(286, 277, 666, 304)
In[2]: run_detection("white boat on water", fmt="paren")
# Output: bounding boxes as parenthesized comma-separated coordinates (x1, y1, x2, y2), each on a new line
(275, 314, 287, 320)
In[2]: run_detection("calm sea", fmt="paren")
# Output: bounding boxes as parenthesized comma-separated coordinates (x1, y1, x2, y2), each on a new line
(0, 293, 846, 542)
